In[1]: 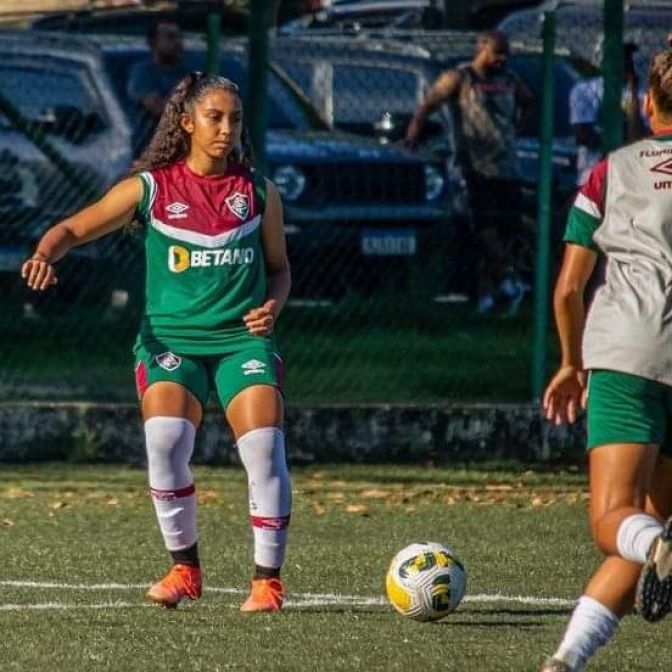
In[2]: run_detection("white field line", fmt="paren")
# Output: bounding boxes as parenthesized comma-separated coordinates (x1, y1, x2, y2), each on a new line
(0, 580, 576, 609)
(0, 601, 141, 612)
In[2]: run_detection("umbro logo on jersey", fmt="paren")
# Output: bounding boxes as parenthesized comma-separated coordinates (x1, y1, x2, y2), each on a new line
(225, 192, 250, 220)
(241, 359, 266, 375)
(166, 202, 189, 219)
(156, 352, 182, 371)
(651, 158, 672, 176)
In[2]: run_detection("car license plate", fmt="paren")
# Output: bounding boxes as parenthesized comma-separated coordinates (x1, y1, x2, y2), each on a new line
(0, 248, 27, 272)
(361, 229, 417, 256)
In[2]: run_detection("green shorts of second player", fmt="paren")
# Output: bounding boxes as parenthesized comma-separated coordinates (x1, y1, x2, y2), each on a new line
(587, 369, 672, 455)
(134, 341, 284, 410)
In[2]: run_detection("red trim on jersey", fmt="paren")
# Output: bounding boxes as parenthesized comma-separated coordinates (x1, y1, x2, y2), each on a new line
(150, 161, 260, 236)
(251, 514, 291, 530)
(135, 361, 148, 400)
(579, 156, 608, 217)
(654, 127, 672, 136)
(150, 484, 196, 501)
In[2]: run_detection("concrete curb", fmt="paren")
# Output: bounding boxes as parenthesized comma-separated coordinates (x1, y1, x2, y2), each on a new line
(0, 402, 586, 463)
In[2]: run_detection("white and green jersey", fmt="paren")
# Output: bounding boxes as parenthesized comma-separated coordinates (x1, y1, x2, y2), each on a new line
(565, 130, 672, 384)
(135, 160, 268, 355)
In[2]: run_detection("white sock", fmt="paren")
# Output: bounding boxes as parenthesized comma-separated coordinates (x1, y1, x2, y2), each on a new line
(236, 427, 291, 569)
(554, 596, 620, 670)
(145, 416, 198, 551)
(616, 514, 662, 564)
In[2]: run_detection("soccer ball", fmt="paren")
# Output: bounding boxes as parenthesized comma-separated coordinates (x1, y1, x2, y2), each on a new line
(385, 541, 467, 622)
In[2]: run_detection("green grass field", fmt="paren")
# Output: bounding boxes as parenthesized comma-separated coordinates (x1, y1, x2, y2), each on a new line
(0, 298, 555, 404)
(1, 463, 671, 671)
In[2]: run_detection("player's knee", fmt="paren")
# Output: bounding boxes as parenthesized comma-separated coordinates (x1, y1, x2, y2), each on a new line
(145, 416, 196, 487)
(590, 513, 618, 555)
(237, 427, 287, 471)
(237, 427, 291, 509)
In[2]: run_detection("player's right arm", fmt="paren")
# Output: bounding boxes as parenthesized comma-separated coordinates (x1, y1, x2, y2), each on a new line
(543, 158, 606, 425)
(405, 69, 461, 147)
(21, 176, 143, 291)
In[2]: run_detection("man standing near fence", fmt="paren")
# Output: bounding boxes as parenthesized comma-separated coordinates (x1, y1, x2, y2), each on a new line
(405, 30, 533, 313)
(127, 18, 192, 156)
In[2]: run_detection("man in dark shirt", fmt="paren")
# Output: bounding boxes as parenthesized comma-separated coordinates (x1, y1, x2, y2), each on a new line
(127, 19, 192, 155)
(406, 31, 533, 312)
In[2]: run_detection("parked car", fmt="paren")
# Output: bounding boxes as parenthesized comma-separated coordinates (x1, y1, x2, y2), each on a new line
(270, 32, 588, 278)
(30, 1, 249, 36)
(498, 1, 672, 79)
(0, 30, 458, 304)
(0, 30, 133, 311)
(279, 0, 542, 33)
(279, 1, 448, 35)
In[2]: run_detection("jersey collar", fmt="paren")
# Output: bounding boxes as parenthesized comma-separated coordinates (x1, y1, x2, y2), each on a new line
(654, 127, 672, 140)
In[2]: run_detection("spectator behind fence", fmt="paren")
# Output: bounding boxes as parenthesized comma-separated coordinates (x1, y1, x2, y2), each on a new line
(126, 18, 191, 155)
(405, 30, 533, 313)
(569, 41, 648, 186)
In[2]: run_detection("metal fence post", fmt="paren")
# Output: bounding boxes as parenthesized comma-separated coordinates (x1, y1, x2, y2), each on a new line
(248, 0, 273, 173)
(206, 1, 222, 76)
(531, 10, 556, 402)
(602, 0, 624, 152)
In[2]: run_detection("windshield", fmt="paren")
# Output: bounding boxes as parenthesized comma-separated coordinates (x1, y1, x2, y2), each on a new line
(0, 57, 104, 129)
(102, 47, 324, 132)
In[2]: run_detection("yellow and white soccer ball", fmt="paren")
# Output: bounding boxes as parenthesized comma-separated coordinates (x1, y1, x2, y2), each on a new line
(385, 541, 467, 622)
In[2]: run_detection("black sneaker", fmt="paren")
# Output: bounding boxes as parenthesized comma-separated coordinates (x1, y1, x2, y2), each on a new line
(636, 516, 672, 622)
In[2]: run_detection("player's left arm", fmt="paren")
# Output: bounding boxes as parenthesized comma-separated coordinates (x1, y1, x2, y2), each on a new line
(544, 158, 607, 424)
(243, 180, 291, 337)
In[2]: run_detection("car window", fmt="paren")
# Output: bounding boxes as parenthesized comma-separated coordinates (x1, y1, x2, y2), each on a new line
(276, 58, 424, 123)
(332, 64, 422, 121)
(0, 57, 105, 129)
(102, 48, 318, 131)
(331, 9, 424, 30)
(500, 7, 670, 80)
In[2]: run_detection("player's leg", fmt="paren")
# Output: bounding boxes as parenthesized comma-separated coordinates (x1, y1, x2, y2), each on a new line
(636, 405, 672, 622)
(217, 347, 290, 612)
(135, 345, 209, 608)
(540, 371, 666, 670)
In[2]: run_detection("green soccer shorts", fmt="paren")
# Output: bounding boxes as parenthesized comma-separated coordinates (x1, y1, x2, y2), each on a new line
(134, 341, 284, 410)
(586, 369, 672, 455)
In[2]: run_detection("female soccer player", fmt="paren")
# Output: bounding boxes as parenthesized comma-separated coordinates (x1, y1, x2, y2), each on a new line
(539, 49, 672, 671)
(21, 73, 292, 612)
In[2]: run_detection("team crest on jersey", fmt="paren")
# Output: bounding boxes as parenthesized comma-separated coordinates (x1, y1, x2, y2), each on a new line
(225, 192, 250, 220)
(242, 359, 266, 375)
(156, 352, 182, 371)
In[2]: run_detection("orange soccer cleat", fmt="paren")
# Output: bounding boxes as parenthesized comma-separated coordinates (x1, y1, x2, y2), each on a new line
(240, 577, 285, 612)
(146, 564, 202, 609)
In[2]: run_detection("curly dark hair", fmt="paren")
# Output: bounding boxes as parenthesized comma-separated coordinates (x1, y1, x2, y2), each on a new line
(649, 49, 672, 119)
(133, 72, 254, 174)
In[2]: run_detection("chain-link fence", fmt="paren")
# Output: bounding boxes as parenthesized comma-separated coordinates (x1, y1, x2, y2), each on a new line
(0, 1, 663, 405)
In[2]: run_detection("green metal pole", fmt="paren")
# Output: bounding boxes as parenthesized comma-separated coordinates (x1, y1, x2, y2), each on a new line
(248, 0, 273, 172)
(602, 0, 624, 152)
(206, 2, 221, 77)
(531, 11, 556, 401)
